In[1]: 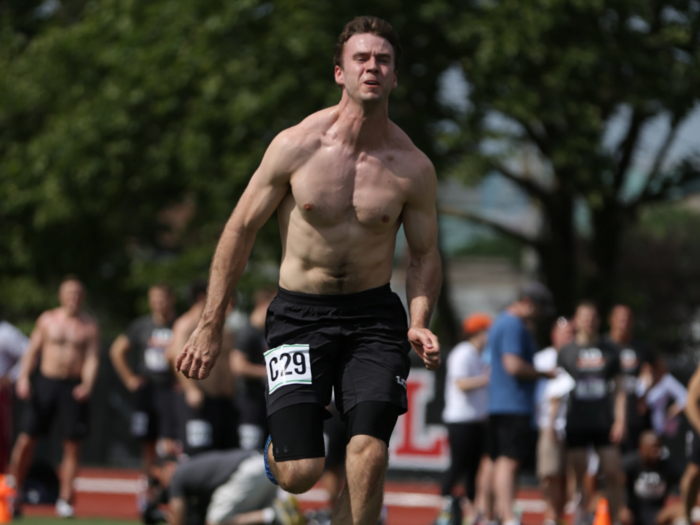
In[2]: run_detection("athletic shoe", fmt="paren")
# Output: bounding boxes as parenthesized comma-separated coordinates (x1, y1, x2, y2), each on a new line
(56, 498, 75, 518)
(264, 435, 279, 485)
(434, 496, 462, 525)
(272, 496, 305, 525)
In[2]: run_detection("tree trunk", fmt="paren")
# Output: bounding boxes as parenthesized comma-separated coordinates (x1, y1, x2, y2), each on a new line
(435, 242, 461, 350)
(538, 187, 577, 317)
(589, 201, 627, 315)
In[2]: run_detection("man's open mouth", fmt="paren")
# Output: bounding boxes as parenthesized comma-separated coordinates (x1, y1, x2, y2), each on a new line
(365, 80, 379, 86)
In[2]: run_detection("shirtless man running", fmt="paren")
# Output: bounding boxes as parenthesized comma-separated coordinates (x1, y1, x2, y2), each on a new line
(168, 281, 238, 456)
(176, 16, 441, 525)
(8, 276, 100, 518)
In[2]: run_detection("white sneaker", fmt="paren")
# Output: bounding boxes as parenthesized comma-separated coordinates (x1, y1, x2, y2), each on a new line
(56, 498, 74, 518)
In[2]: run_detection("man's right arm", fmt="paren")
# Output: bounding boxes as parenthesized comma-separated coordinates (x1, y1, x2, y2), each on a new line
(15, 314, 46, 399)
(685, 366, 700, 434)
(109, 334, 142, 392)
(177, 131, 307, 380)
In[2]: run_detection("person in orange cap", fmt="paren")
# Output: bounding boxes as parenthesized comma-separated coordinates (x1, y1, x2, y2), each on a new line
(434, 313, 493, 525)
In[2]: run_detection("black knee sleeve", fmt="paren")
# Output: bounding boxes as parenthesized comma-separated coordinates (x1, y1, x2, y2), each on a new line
(268, 403, 326, 461)
(346, 401, 400, 446)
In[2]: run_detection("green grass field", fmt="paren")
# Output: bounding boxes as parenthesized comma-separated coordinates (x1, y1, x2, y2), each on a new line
(19, 518, 139, 525)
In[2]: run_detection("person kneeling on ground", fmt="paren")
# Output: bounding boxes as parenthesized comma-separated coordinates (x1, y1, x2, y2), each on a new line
(619, 431, 682, 525)
(148, 449, 303, 525)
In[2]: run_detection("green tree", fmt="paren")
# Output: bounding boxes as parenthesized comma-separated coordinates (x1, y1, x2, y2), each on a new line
(0, 0, 458, 331)
(437, 0, 700, 315)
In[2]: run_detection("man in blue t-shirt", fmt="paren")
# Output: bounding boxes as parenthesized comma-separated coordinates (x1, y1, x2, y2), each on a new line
(488, 282, 554, 525)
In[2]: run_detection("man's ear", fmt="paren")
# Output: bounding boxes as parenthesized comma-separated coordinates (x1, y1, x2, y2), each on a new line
(334, 65, 345, 87)
(392, 70, 398, 89)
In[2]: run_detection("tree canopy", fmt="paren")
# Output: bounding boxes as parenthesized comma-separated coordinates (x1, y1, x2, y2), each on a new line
(0, 0, 456, 330)
(438, 0, 700, 315)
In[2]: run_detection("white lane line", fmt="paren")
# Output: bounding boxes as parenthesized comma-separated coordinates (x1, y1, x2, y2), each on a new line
(74, 477, 145, 494)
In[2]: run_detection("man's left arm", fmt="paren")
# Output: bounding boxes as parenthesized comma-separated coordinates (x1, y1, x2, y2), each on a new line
(75, 323, 100, 401)
(611, 374, 627, 444)
(402, 156, 442, 370)
(168, 497, 185, 525)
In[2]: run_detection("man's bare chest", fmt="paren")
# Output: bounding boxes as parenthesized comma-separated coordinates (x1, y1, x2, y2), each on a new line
(290, 153, 407, 229)
(45, 319, 90, 348)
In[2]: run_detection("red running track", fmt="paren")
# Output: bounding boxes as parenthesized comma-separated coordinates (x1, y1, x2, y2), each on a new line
(20, 468, 566, 525)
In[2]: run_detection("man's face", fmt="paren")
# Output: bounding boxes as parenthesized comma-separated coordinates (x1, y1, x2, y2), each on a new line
(59, 280, 84, 314)
(334, 33, 397, 103)
(640, 435, 661, 465)
(148, 287, 173, 319)
(574, 305, 599, 337)
(610, 306, 634, 336)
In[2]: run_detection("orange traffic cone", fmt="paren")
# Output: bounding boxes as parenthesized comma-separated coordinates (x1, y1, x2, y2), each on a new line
(0, 475, 17, 523)
(593, 496, 612, 525)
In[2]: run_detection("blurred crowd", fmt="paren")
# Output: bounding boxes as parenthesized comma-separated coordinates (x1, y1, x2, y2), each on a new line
(435, 284, 698, 525)
(0, 277, 313, 525)
(1, 278, 700, 525)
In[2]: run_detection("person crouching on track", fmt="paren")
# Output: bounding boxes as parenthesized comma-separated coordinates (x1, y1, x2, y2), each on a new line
(149, 450, 303, 525)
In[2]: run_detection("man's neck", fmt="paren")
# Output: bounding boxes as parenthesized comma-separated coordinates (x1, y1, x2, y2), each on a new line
(152, 311, 174, 326)
(576, 332, 598, 346)
(333, 92, 390, 150)
(609, 330, 631, 344)
(60, 307, 81, 319)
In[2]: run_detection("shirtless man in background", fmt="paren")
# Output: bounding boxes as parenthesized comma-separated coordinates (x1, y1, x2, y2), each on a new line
(176, 16, 441, 525)
(8, 276, 100, 518)
(167, 281, 238, 456)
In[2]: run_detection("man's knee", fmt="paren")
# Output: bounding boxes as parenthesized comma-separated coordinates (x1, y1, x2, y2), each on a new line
(275, 457, 325, 494)
(13, 433, 36, 452)
(346, 435, 388, 473)
(682, 463, 700, 490)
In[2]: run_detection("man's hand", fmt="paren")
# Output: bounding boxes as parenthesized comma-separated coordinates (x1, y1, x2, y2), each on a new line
(125, 375, 145, 393)
(184, 387, 204, 409)
(16, 376, 31, 400)
(408, 327, 440, 370)
(72, 383, 91, 402)
(176, 325, 222, 380)
(610, 419, 626, 445)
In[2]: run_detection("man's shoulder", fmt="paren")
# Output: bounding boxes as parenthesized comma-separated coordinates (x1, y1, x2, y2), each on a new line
(387, 123, 435, 178)
(274, 109, 334, 153)
(127, 315, 152, 333)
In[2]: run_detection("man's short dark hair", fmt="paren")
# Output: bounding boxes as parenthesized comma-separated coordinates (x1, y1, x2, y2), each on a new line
(575, 299, 598, 312)
(150, 282, 173, 296)
(334, 16, 402, 71)
(60, 274, 83, 287)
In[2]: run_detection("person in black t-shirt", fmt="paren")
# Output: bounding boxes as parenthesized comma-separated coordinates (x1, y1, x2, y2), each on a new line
(230, 288, 275, 450)
(620, 431, 682, 525)
(604, 305, 652, 453)
(110, 283, 178, 467)
(558, 301, 626, 524)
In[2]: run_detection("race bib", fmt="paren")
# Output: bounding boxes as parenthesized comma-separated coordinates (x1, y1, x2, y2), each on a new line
(264, 344, 312, 394)
(144, 347, 169, 372)
(575, 377, 606, 400)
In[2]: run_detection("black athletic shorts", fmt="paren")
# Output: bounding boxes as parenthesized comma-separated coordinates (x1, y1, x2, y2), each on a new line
(687, 428, 700, 465)
(131, 382, 179, 441)
(264, 284, 410, 460)
(566, 429, 612, 449)
(177, 394, 239, 456)
(488, 414, 532, 462)
(21, 374, 89, 440)
(324, 405, 348, 469)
